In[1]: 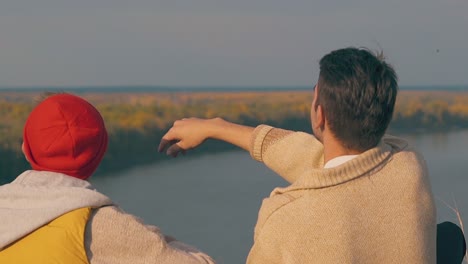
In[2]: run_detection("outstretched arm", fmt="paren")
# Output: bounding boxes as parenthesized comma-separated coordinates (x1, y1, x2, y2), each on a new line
(159, 118, 324, 183)
(159, 117, 254, 156)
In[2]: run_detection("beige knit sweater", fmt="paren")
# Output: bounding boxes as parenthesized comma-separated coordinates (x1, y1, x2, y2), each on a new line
(247, 125, 436, 264)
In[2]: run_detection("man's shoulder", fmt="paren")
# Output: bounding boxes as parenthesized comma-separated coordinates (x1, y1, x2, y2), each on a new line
(383, 134, 425, 161)
(382, 134, 410, 151)
(381, 135, 430, 188)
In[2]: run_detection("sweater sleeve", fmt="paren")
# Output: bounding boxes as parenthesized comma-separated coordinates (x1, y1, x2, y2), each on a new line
(85, 206, 215, 264)
(250, 125, 324, 183)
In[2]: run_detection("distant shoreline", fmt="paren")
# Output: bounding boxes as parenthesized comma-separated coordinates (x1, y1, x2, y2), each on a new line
(2, 89, 468, 184)
(1, 85, 468, 93)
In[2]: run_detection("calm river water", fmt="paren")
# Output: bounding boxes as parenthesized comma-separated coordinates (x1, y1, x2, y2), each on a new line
(91, 130, 468, 264)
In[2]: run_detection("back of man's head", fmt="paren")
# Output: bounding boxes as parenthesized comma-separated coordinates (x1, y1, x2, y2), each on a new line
(22, 93, 108, 180)
(317, 47, 398, 151)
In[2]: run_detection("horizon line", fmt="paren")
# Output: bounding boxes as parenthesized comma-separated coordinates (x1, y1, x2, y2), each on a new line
(1, 84, 467, 93)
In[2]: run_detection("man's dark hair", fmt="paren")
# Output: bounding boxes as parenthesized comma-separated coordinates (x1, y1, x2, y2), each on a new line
(316, 47, 398, 151)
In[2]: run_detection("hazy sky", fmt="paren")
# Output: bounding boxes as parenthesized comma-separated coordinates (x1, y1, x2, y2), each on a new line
(0, 0, 467, 87)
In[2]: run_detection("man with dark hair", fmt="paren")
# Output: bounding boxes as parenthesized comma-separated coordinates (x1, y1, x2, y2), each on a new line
(160, 47, 437, 263)
(315, 48, 398, 151)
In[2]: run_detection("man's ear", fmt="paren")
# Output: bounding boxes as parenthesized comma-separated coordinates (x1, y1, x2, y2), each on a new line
(316, 105, 325, 130)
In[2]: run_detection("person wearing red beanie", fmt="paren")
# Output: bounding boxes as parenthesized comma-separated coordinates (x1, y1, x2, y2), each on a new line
(0, 93, 215, 264)
(22, 93, 108, 179)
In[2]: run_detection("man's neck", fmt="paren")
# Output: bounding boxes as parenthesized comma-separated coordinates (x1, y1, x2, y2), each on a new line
(322, 133, 363, 164)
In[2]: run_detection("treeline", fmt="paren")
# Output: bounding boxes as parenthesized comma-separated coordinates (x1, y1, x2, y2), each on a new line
(1, 90, 468, 184)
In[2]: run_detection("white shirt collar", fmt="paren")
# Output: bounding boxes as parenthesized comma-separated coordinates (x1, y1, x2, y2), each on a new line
(323, 155, 359, 169)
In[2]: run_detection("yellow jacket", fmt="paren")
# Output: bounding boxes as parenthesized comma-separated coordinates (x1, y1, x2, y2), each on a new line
(0, 207, 92, 264)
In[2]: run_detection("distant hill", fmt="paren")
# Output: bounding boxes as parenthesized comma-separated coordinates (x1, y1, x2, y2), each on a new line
(1, 85, 467, 93)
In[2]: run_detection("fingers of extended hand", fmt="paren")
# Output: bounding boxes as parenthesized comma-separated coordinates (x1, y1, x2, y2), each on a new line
(158, 125, 179, 152)
(158, 120, 190, 156)
(158, 138, 185, 157)
(158, 118, 203, 156)
(158, 138, 177, 153)
(166, 143, 185, 157)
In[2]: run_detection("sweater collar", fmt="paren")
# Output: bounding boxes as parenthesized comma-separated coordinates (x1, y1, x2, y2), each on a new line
(286, 140, 397, 191)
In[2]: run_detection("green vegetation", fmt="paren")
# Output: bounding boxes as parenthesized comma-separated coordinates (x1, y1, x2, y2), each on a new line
(1, 90, 468, 184)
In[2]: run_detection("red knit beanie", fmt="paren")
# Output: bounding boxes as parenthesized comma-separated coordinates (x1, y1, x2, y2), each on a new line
(23, 93, 108, 180)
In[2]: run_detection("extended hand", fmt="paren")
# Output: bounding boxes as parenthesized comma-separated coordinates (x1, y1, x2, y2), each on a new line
(158, 118, 214, 157)
(158, 117, 255, 157)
